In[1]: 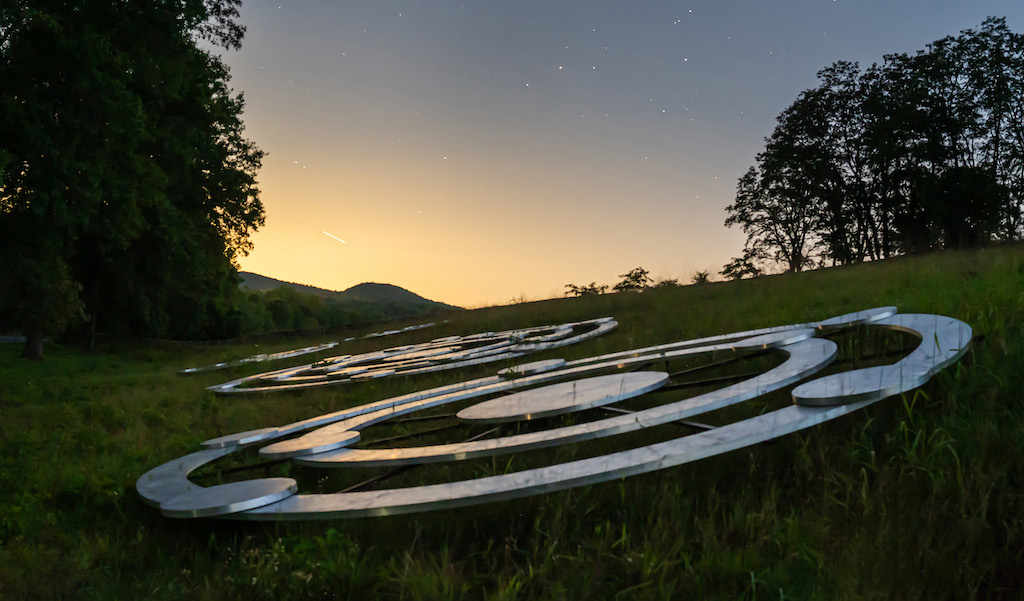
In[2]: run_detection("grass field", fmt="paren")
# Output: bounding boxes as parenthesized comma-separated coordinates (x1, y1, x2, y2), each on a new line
(2, 245, 1023, 600)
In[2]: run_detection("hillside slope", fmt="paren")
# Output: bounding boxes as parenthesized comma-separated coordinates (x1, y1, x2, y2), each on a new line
(5, 245, 1023, 598)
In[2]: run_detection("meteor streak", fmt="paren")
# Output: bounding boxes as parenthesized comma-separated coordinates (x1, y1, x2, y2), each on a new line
(322, 231, 346, 244)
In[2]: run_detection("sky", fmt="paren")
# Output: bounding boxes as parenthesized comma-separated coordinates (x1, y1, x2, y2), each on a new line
(225, 1, 1024, 308)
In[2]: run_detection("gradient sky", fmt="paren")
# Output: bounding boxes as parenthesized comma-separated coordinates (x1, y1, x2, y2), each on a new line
(225, 1, 1024, 307)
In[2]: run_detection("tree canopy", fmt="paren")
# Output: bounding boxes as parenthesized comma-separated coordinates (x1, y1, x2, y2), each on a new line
(725, 17, 1024, 273)
(0, 0, 264, 357)
(613, 267, 653, 292)
(564, 282, 609, 297)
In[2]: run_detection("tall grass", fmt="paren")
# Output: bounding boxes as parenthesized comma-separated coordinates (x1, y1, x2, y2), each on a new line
(2, 245, 1023, 599)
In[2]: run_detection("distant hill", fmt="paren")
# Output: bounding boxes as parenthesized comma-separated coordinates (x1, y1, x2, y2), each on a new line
(237, 272, 339, 299)
(238, 272, 461, 310)
(340, 282, 447, 306)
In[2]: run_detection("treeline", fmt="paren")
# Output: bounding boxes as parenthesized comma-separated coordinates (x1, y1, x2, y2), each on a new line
(228, 286, 449, 336)
(724, 17, 1024, 275)
(1, 2, 263, 357)
(565, 266, 709, 296)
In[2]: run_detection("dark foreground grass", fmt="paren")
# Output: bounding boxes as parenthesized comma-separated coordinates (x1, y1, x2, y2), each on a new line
(2, 245, 1024, 600)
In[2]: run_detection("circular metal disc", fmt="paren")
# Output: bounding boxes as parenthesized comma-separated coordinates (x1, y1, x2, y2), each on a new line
(457, 371, 669, 423)
(260, 427, 361, 459)
(160, 478, 297, 518)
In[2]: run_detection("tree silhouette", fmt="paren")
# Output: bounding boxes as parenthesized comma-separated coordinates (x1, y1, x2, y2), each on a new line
(0, 0, 264, 357)
(720, 248, 765, 281)
(725, 166, 815, 272)
(613, 267, 653, 292)
(726, 17, 1024, 271)
(565, 282, 609, 297)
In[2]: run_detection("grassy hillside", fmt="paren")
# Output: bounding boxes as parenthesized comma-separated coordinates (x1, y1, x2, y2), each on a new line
(2, 245, 1023, 599)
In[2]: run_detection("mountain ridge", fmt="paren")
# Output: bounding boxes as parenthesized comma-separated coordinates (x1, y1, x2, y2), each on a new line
(237, 271, 461, 310)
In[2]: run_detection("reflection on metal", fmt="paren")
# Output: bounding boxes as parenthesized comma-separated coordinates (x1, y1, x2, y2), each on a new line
(259, 429, 361, 460)
(138, 307, 972, 520)
(731, 328, 815, 351)
(815, 306, 896, 330)
(136, 447, 234, 507)
(793, 313, 973, 406)
(160, 478, 297, 518)
(207, 318, 618, 394)
(296, 337, 836, 468)
(202, 427, 282, 449)
(456, 372, 670, 423)
(177, 322, 442, 375)
(498, 358, 567, 378)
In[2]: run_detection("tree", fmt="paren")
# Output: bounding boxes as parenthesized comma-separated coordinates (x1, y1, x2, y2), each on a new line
(565, 282, 608, 297)
(725, 166, 815, 272)
(0, 0, 263, 357)
(613, 267, 652, 292)
(690, 271, 711, 285)
(727, 17, 1024, 270)
(0, 252, 83, 359)
(720, 247, 765, 281)
(923, 166, 1006, 248)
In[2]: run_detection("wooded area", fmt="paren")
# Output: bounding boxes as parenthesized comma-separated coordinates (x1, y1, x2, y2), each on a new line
(725, 18, 1024, 275)
(0, 0, 263, 358)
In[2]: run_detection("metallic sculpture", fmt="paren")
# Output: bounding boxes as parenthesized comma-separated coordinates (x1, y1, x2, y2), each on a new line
(138, 307, 972, 520)
(207, 317, 617, 394)
(178, 342, 340, 374)
(178, 321, 440, 374)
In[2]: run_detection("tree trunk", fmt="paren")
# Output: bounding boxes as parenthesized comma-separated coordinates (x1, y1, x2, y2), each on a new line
(89, 312, 97, 353)
(22, 330, 43, 361)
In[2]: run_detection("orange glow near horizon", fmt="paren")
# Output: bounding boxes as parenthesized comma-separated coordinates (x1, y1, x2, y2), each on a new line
(237, 123, 747, 307)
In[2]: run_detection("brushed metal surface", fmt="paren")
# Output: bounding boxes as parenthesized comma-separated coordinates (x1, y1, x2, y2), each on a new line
(498, 358, 567, 378)
(296, 337, 836, 468)
(793, 313, 972, 406)
(457, 372, 670, 423)
(161, 478, 297, 518)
